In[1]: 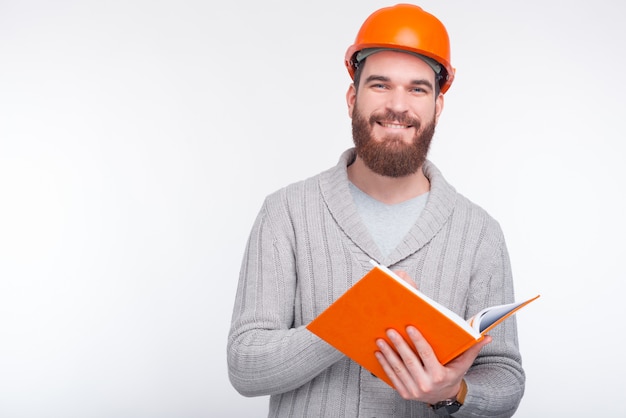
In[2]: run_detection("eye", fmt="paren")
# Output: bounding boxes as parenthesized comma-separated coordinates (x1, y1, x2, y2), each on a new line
(410, 86, 428, 94)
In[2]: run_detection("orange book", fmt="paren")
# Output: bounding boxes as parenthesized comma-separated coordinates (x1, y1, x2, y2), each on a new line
(306, 260, 539, 388)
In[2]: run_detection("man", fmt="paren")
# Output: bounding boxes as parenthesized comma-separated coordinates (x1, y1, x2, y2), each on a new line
(228, 4, 525, 417)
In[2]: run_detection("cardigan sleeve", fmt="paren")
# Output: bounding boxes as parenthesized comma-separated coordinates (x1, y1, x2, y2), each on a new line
(454, 222, 526, 418)
(227, 197, 343, 397)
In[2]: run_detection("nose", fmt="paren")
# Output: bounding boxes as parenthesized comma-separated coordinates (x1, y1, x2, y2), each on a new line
(385, 88, 410, 113)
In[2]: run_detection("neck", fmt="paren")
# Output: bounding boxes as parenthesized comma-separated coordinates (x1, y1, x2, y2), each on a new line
(347, 155, 430, 205)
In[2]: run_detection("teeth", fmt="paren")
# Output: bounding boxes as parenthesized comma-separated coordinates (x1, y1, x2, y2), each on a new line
(380, 122, 408, 129)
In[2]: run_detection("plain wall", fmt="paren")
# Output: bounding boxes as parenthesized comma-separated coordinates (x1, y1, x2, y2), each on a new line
(1, 1, 625, 416)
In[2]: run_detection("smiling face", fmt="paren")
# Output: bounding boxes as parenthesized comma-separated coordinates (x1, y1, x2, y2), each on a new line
(347, 50, 444, 178)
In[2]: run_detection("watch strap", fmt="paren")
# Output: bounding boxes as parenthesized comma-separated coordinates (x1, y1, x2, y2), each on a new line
(430, 379, 466, 415)
(456, 379, 468, 404)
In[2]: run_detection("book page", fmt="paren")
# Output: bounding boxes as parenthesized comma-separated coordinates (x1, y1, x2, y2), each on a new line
(469, 295, 540, 334)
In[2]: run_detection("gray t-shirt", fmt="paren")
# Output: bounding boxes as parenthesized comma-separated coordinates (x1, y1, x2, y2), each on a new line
(348, 182, 429, 257)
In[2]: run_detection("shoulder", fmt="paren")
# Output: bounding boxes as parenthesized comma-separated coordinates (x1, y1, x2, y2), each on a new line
(424, 160, 505, 242)
(263, 171, 324, 212)
(262, 148, 354, 214)
(456, 192, 505, 240)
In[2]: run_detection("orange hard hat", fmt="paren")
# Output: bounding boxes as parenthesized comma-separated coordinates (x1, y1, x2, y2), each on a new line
(345, 4, 455, 94)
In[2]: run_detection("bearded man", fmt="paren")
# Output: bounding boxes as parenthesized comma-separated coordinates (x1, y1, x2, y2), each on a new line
(228, 5, 525, 417)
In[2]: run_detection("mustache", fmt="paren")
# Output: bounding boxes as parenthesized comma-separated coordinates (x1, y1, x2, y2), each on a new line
(369, 110, 421, 128)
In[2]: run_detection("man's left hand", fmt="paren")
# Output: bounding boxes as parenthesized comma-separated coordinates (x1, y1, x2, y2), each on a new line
(374, 325, 491, 404)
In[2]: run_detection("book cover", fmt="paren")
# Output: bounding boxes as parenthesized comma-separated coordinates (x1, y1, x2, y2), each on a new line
(306, 260, 539, 388)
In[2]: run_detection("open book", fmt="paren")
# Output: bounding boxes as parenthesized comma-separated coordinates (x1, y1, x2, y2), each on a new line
(307, 260, 539, 388)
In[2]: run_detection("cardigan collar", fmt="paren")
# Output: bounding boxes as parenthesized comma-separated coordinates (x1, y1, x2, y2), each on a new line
(319, 148, 458, 267)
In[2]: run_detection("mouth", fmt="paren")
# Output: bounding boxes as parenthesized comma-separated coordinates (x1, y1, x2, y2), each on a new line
(377, 121, 414, 130)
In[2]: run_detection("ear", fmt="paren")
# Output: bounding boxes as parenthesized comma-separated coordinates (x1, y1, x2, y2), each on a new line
(346, 84, 357, 118)
(434, 92, 444, 124)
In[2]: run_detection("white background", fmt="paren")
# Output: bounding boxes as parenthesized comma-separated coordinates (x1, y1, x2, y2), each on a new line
(1, 1, 625, 417)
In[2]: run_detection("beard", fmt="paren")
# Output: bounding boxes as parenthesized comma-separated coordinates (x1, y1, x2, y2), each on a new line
(351, 103, 436, 178)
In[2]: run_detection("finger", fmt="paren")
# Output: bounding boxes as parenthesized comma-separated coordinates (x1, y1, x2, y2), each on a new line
(385, 328, 428, 388)
(375, 339, 409, 393)
(405, 326, 439, 371)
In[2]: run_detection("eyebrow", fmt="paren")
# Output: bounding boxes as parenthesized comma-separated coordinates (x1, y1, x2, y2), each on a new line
(364, 75, 390, 84)
(364, 75, 434, 91)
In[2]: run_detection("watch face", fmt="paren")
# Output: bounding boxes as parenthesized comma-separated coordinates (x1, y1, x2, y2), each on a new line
(433, 400, 461, 416)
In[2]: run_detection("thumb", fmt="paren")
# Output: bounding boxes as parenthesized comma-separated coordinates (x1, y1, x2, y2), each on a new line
(450, 335, 492, 368)
(393, 270, 418, 289)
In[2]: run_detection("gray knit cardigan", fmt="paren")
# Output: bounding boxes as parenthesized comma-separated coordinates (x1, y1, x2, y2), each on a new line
(228, 149, 525, 417)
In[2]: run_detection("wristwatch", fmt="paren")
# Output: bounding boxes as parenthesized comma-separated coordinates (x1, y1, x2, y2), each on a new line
(430, 398, 462, 416)
(431, 379, 466, 415)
